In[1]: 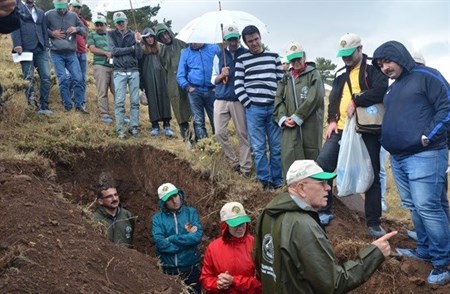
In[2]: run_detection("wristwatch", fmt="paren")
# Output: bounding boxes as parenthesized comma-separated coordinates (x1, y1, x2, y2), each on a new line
(421, 135, 430, 147)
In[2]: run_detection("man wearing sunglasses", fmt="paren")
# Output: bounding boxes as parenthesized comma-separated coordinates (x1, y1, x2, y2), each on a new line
(87, 15, 114, 124)
(254, 159, 397, 293)
(93, 184, 135, 247)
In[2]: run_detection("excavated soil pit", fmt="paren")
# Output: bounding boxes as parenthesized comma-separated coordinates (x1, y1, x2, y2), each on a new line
(1, 144, 449, 293)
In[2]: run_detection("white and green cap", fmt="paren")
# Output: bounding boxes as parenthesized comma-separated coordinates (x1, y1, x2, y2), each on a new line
(93, 15, 107, 24)
(53, 0, 68, 9)
(69, 0, 82, 7)
(286, 160, 336, 185)
(157, 183, 179, 202)
(113, 11, 128, 23)
(220, 202, 250, 227)
(223, 24, 240, 40)
(286, 41, 305, 62)
(336, 33, 361, 57)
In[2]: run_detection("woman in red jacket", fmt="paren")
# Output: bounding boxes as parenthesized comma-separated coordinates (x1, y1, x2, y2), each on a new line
(200, 202, 261, 293)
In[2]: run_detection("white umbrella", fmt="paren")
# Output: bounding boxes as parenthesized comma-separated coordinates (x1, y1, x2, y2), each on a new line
(95, 0, 149, 12)
(176, 10, 268, 44)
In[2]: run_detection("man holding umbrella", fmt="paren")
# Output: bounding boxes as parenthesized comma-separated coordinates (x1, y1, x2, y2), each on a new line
(211, 24, 251, 177)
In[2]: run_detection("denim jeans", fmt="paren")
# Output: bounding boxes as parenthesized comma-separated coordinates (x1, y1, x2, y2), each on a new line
(391, 148, 450, 267)
(113, 71, 140, 134)
(50, 51, 83, 110)
(20, 47, 51, 109)
(379, 146, 388, 198)
(187, 88, 215, 139)
(245, 105, 282, 186)
(76, 52, 87, 105)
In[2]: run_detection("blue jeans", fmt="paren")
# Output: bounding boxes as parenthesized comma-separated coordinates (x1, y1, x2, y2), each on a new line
(187, 88, 215, 139)
(20, 47, 51, 109)
(379, 146, 388, 198)
(76, 52, 87, 105)
(113, 71, 140, 134)
(391, 148, 450, 267)
(245, 105, 282, 185)
(50, 51, 83, 110)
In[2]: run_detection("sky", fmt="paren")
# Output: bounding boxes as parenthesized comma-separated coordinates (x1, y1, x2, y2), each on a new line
(84, 0, 450, 79)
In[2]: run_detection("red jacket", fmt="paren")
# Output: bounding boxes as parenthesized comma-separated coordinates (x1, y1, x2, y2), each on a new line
(200, 222, 261, 293)
(75, 14, 87, 54)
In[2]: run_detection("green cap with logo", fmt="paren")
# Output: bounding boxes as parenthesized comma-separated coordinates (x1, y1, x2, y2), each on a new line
(336, 33, 361, 57)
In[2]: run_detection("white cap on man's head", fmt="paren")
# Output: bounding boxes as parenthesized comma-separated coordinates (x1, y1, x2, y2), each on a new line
(412, 50, 426, 65)
(286, 160, 336, 185)
(285, 41, 305, 62)
(113, 11, 128, 23)
(223, 24, 240, 40)
(157, 183, 179, 202)
(337, 33, 361, 57)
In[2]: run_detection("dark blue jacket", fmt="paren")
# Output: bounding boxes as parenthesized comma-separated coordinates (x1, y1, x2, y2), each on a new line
(108, 28, 142, 72)
(151, 191, 203, 272)
(176, 43, 219, 91)
(214, 46, 247, 101)
(11, 1, 48, 51)
(372, 41, 450, 155)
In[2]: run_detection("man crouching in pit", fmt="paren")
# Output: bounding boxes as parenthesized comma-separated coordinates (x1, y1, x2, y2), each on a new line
(93, 184, 135, 247)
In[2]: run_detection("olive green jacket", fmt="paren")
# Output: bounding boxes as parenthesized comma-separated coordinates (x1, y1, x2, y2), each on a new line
(253, 192, 385, 293)
(274, 64, 325, 177)
(155, 23, 191, 124)
(93, 205, 135, 247)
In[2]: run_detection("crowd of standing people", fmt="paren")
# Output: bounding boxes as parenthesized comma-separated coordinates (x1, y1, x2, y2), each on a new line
(3, 0, 450, 291)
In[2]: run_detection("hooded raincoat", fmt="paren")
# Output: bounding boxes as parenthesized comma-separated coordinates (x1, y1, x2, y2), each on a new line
(151, 190, 203, 273)
(155, 23, 192, 125)
(139, 29, 171, 123)
(253, 192, 385, 293)
(372, 41, 450, 155)
(200, 222, 261, 293)
(274, 62, 325, 177)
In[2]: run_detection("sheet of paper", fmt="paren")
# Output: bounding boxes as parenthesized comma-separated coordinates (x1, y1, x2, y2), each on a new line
(12, 52, 33, 63)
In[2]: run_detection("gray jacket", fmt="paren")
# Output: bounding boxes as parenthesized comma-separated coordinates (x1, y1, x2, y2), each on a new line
(45, 9, 86, 52)
(11, 2, 48, 51)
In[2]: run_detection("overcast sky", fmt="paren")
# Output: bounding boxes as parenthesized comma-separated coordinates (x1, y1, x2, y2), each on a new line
(85, 0, 450, 79)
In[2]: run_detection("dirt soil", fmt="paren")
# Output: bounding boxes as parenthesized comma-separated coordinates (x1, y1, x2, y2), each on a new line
(1, 144, 449, 293)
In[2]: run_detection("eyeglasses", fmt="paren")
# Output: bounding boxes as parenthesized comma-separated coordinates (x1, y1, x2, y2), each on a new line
(116, 21, 125, 25)
(95, 23, 105, 27)
(300, 180, 329, 188)
(290, 57, 303, 63)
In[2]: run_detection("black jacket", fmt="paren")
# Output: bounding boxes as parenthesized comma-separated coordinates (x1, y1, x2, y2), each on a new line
(327, 54, 388, 125)
(108, 29, 142, 72)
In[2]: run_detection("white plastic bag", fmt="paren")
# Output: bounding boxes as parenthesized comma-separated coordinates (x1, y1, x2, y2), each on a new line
(336, 116, 374, 196)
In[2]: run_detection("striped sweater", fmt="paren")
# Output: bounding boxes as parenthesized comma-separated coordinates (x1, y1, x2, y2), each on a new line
(234, 50, 284, 107)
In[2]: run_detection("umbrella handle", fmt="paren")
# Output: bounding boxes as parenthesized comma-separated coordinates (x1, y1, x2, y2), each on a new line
(220, 23, 228, 84)
(129, 0, 139, 31)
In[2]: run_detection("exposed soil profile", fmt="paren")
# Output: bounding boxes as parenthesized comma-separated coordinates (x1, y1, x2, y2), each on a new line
(1, 145, 449, 293)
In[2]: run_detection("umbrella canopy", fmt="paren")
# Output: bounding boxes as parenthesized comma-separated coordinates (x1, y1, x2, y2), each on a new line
(176, 10, 268, 44)
(95, 0, 149, 12)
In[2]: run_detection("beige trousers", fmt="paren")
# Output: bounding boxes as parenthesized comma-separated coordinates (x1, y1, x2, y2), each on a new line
(213, 99, 252, 172)
(93, 65, 115, 117)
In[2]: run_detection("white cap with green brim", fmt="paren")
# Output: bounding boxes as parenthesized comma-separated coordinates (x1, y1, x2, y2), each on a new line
(220, 202, 251, 227)
(157, 183, 179, 202)
(286, 41, 305, 62)
(336, 33, 361, 57)
(286, 160, 336, 185)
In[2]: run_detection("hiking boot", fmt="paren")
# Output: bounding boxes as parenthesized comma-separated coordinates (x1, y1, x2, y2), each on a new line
(427, 267, 450, 285)
(368, 225, 387, 238)
(262, 181, 272, 192)
(117, 132, 126, 140)
(101, 116, 113, 124)
(319, 213, 334, 226)
(395, 248, 432, 263)
(164, 127, 174, 137)
(407, 230, 418, 241)
(75, 107, 89, 114)
(238, 170, 251, 178)
(128, 127, 139, 138)
(150, 127, 160, 136)
(37, 108, 53, 115)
